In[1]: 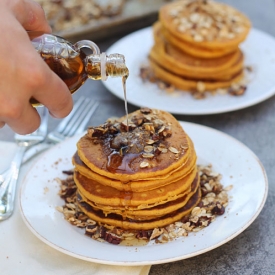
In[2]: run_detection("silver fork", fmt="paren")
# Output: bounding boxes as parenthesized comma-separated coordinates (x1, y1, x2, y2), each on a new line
(21, 97, 99, 163)
(0, 107, 49, 220)
(0, 97, 98, 184)
(47, 96, 99, 143)
(0, 97, 98, 220)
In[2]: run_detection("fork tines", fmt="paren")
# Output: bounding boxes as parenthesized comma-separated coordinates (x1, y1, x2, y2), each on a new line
(48, 97, 99, 142)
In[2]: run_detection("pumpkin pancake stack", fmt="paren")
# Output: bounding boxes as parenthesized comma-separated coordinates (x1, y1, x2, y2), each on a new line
(72, 108, 201, 230)
(149, 0, 251, 93)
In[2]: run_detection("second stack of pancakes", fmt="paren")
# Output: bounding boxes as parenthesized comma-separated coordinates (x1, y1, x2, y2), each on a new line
(72, 108, 201, 230)
(149, 0, 251, 93)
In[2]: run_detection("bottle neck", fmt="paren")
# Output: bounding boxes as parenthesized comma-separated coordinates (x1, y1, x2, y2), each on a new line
(86, 53, 129, 80)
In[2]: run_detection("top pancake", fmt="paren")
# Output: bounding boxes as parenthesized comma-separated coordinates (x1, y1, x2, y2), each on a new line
(73, 144, 197, 192)
(77, 108, 195, 182)
(153, 21, 239, 61)
(159, 0, 251, 50)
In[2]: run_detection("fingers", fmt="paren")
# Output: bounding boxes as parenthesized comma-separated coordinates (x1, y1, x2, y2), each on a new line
(0, 121, 5, 129)
(1, 104, 41, 135)
(0, 60, 73, 134)
(31, 68, 74, 119)
(22, 0, 51, 33)
(13, 0, 73, 117)
(0, 0, 74, 135)
(8, 0, 51, 33)
(15, 45, 74, 119)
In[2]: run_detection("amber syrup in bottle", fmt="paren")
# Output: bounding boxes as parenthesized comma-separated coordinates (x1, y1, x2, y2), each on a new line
(29, 33, 129, 107)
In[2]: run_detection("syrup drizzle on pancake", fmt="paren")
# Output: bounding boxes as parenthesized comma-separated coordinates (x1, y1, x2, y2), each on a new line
(122, 74, 129, 132)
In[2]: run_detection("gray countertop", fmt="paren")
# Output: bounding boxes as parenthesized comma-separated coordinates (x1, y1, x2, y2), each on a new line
(1, 0, 275, 274)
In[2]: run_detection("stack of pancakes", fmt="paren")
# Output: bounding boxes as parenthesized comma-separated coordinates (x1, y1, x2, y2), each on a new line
(72, 108, 201, 230)
(149, 0, 251, 93)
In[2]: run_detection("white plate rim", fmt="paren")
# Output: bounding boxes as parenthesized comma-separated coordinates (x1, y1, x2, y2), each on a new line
(102, 26, 275, 115)
(19, 121, 268, 265)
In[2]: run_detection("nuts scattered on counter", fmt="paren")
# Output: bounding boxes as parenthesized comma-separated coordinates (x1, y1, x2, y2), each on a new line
(36, 0, 126, 32)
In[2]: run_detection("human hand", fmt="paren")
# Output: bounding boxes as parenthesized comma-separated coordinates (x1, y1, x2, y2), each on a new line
(0, 0, 73, 134)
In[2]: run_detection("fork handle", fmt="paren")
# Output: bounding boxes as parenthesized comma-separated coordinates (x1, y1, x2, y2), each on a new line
(0, 146, 26, 220)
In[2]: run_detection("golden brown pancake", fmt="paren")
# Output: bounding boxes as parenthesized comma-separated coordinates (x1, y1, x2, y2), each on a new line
(77, 109, 195, 182)
(77, 173, 200, 221)
(74, 166, 197, 208)
(149, 57, 243, 92)
(77, 186, 202, 230)
(73, 140, 197, 192)
(159, 22, 237, 59)
(159, 0, 251, 50)
(165, 40, 241, 73)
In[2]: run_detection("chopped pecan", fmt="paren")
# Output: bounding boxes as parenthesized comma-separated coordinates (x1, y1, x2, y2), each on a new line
(120, 120, 137, 132)
(136, 230, 153, 240)
(62, 170, 74, 175)
(143, 123, 155, 132)
(151, 134, 160, 141)
(60, 186, 76, 199)
(228, 85, 247, 96)
(104, 232, 122, 245)
(211, 202, 225, 215)
(110, 134, 128, 149)
(87, 126, 108, 138)
(75, 212, 88, 222)
(154, 147, 162, 156)
(140, 107, 152, 114)
(131, 115, 144, 126)
(85, 224, 98, 237)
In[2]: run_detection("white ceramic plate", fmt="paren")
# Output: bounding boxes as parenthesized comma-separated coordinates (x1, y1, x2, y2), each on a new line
(20, 122, 268, 265)
(103, 27, 275, 115)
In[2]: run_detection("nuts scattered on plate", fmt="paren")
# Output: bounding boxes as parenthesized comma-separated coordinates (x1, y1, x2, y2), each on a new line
(139, 64, 251, 99)
(56, 164, 232, 245)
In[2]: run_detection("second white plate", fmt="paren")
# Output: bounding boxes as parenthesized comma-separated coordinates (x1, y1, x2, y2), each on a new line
(20, 122, 268, 265)
(103, 27, 275, 115)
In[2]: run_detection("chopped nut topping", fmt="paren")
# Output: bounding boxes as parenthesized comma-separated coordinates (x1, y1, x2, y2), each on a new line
(228, 85, 247, 96)
(140, 107, 152, 114)
(157, 147, 168, 154)
(150, 228, 164, 240)
(169, 146, 179, 154)
(131, 115, 144, 126)
(153, 119, 164, 128)
(158, 125, 166, 134)
(120, 120, 137, 131)
(146, 139, 155, 145)
(197, 81, 206, 93)
(142, 152, 155, 158)
(144, 145, 154, 153)
(143, 123, 155, 132)
(140, 161, 149, 168)
(168, 0, 250, 42)
(55, 206, 63, 213)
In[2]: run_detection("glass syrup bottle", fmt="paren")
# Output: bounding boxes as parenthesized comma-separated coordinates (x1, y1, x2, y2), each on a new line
(29, 32, 129, 106)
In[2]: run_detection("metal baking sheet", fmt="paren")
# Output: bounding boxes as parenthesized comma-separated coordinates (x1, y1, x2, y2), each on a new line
(50, 0, 172, 42)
